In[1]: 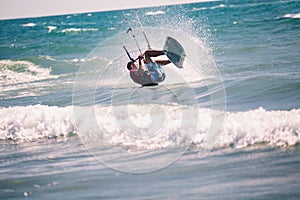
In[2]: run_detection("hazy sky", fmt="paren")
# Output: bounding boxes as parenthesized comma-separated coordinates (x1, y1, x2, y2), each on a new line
(0, 0, 212, 20)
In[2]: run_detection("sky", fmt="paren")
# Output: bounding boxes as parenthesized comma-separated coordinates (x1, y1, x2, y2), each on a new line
(0, 0, 212, 20)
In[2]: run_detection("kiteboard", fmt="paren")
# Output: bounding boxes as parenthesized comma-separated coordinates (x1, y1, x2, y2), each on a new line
(163, 36, 186, 68)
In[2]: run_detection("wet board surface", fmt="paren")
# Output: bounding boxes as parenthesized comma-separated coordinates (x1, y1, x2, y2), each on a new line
(163, 36, 186, 68)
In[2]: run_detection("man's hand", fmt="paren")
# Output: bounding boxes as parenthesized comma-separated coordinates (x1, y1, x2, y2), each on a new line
(138, 55, 143, 66)
(137, 55, 146, 72)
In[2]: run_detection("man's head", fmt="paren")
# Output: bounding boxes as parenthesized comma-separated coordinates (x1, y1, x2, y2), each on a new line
(127, 61, 133, 70)
(127, 61, 138, 71)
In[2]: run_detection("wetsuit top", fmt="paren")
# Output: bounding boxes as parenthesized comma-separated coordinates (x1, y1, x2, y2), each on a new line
(129, 68, 153, 86)
(130, 62, 166, 86)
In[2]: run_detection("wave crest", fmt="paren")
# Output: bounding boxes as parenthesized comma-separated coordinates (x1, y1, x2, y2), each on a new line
(216, 107, 300, 148)
(284, 13, 300, 19)
(0, 105, 75, 141)
(1, 105, 299, 149)
(0, 60, 57, 86)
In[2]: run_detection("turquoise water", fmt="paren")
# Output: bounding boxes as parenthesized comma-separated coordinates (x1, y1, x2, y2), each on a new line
(1, 0, 300, 199)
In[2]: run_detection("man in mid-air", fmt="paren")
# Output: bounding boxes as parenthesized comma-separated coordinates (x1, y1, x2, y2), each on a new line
(127, 50, 171, 86)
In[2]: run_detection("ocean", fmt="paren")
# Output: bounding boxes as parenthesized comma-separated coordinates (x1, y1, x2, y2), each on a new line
(1, 0, 300, 199)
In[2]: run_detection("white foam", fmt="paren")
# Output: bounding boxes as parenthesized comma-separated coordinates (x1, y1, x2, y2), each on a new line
(67, 58, 86, 63)
(91, 104, 200, 150)
(21, 23, 36, 27)
(37, 55, 56, 61)
(284, 13, 300, 19)
(0, 60, 60, 98)
(192, 4, 226, 12)
(1, 104, 299, 149)
(0, 105, 75, 141)
(216, 107, 300, 148)
(145, 11, 165, 16)
(58, 28, 98, 33)
(47, 26, 57, 33)
(91, 106, 300, 149)
(0, 60, 57, 86)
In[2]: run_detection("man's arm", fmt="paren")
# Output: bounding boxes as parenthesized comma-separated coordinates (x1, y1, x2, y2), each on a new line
(138, 56, 146, 72)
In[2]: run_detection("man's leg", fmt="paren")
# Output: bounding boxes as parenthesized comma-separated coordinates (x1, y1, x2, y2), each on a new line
(144, 50, 165, 64)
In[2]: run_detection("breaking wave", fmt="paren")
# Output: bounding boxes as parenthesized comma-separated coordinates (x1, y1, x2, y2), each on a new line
(1, 105, 299, 149)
